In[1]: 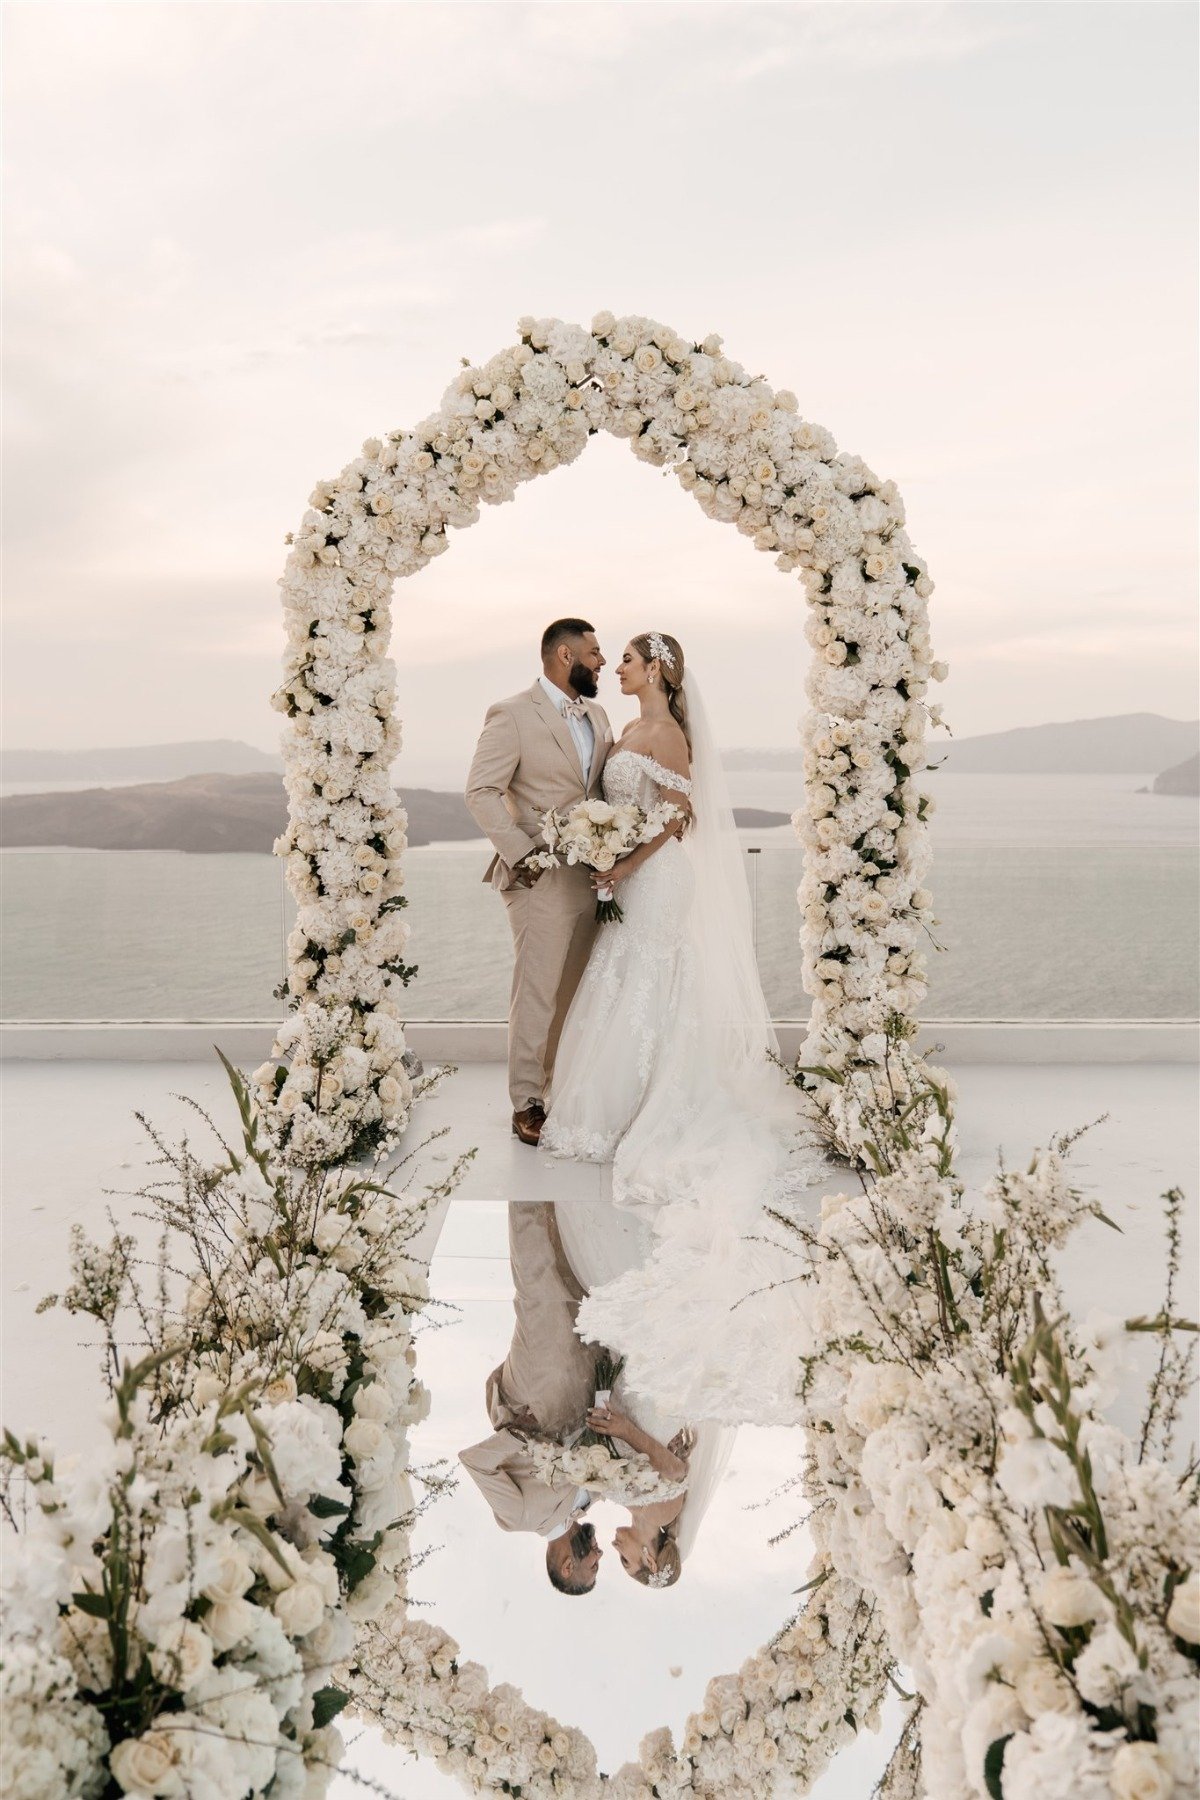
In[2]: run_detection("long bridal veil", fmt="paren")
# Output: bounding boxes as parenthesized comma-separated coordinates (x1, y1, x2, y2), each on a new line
(680, 668, 783, 1097)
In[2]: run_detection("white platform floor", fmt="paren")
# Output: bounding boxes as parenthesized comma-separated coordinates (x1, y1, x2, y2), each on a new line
(2, 1058, 1197, 1797)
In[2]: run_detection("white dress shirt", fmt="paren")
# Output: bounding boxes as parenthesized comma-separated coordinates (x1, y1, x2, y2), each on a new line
(539, 673, 594, 781)
(540, 1488, 593, 1540)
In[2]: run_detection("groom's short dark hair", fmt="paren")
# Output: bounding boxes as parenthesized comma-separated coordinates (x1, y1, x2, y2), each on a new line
(541, 618, 595, 660)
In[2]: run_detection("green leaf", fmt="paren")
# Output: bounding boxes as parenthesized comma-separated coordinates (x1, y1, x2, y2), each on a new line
(338, 1536, 380, 1591)
(308, 1494, 351, 1519)
(984, 1735, 1012, 1800)
(980, 1588, 995, 1616)
(311, 1685, 350, 1729)
(71, 1591, 110, 1619)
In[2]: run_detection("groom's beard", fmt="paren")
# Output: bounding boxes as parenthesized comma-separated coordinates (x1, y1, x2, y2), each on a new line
(569, 1520, 595, 1560)
(568, 661, 598, 699)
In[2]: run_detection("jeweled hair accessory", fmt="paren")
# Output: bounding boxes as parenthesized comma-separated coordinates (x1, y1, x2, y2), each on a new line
(647, 632, 676, 672)
(647, 1567, 673, 1589)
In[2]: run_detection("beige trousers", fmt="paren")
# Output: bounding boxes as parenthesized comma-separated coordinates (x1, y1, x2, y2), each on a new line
(486, 1202, 599, 1436)
(501, 865, 597, 1111)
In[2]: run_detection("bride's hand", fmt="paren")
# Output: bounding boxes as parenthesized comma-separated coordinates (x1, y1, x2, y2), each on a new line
(587, 1403, 636, 1440)
(667, 1427, 696, 1463)
(590, 858, 632, 894)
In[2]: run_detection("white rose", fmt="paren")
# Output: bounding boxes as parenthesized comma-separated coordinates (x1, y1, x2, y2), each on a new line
(592, 310, 616, 336)
(202, 1544, 254, 1604)
(263, 1372, 297, 1405)
(1166, 1569, 1200, 1643)
(109, 1727, 184, 1795)
(274, 1577, 326, 1637)
(353, 1381, 395, 1423)
(1014, 1655, 1074, 1717)
(1109, 1742, 1174, 1800)
(149, 1618, 214, 1692)
(1038, 1566, 1104, 1628)
(204, 1596, 256, 1651)
(634, 345, 662, 373)
(344, 1417, 386, 1461)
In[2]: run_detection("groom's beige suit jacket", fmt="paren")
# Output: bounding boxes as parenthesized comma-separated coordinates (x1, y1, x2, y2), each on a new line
(465, 681, 613, 1109)
(458, 1202, 599, 1537)
(464, 681, 612, 892)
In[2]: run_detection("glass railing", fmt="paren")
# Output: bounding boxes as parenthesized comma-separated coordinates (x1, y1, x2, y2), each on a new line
(3, 829, 1197, 1023)
(1, 847, 289, 1021)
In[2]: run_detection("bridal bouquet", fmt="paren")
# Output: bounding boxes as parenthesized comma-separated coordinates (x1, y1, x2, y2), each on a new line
(529, 1437, 688, 1506)
(528, 797, 682, 922)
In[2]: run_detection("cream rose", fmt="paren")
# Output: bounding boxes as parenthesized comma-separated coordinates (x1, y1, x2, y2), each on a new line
(202, 1544, 253, 1605)
(1038, 1566, 1104, 1628)
(274, 1576, 326, 1637)
(344, 1417, 386, 1461)
(109, 1727, 186, 1795)
(1109, 1742, 1174, 1800)
(149, 1618, 214, 1693)
(353, 1380, 395, 1423)
(1014, 1655, 1074, 1717)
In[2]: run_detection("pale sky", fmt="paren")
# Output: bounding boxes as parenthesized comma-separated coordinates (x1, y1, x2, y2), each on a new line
(3, 1, 1197, 783)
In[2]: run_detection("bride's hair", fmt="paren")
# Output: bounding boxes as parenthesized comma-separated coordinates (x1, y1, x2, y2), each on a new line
(629, 1523, 682, 1590)
(632, 632, 689, 748)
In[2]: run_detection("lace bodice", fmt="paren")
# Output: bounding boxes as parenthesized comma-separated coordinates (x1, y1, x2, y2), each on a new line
(602, 748, 693, 807)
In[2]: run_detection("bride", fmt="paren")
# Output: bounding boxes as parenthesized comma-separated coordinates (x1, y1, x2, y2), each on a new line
(539, 631, 831, 1446)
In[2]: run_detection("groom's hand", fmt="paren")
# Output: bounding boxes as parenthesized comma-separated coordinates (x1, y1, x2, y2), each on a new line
(507, 1405, 541, 1439)
(513, 855, 542, 889)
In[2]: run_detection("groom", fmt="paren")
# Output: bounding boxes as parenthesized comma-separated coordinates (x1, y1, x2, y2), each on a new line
(465, 618, 612, 1144)
(458, 1202, 604, 1595)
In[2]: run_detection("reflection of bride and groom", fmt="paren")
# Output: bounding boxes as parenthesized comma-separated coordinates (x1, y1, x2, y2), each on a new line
(458, 619, 825, 1593)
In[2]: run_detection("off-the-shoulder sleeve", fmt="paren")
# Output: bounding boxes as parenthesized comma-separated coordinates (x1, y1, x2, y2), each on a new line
(633, 752, 692, 796)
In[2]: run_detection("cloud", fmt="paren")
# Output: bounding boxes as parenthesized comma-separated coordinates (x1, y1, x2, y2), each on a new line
(2, 2, 1195, 755)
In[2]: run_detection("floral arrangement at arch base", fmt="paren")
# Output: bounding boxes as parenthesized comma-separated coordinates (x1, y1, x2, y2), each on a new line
(265, 312, 946, 1167)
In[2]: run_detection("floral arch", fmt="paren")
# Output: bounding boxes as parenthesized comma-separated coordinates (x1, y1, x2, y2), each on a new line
(261, 310, 944, 1163)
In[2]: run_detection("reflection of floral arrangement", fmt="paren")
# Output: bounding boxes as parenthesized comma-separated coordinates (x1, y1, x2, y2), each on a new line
(529, 1438, 688, 1506)
(528, 796, 682, 922)
(268, 310, 945, 1150)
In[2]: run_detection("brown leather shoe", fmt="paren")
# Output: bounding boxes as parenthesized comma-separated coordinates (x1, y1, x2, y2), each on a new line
(512, 1101, 546, 1145)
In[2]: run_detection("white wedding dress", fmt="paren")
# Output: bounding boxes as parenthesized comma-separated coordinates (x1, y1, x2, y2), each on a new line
(539, 679, 834, 1487)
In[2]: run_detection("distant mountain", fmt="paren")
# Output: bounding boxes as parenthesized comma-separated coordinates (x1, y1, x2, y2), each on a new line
(936, 714, 1199, 775)
(1150, 753, 1199, 797)
(725, 714, 1199, 776)
(2, 740, 283, 783)
(0, 772, 789, 853)
(0, 774, 477, 853)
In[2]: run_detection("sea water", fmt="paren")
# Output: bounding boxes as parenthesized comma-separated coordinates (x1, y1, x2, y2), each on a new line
(2, 774, 1196, 1022)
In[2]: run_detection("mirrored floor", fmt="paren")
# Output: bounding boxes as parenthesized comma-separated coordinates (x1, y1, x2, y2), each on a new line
(3, 1057, 1196, 1795)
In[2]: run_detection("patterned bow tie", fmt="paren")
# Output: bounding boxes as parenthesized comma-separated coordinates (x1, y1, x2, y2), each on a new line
(562, 695, 588, 720)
